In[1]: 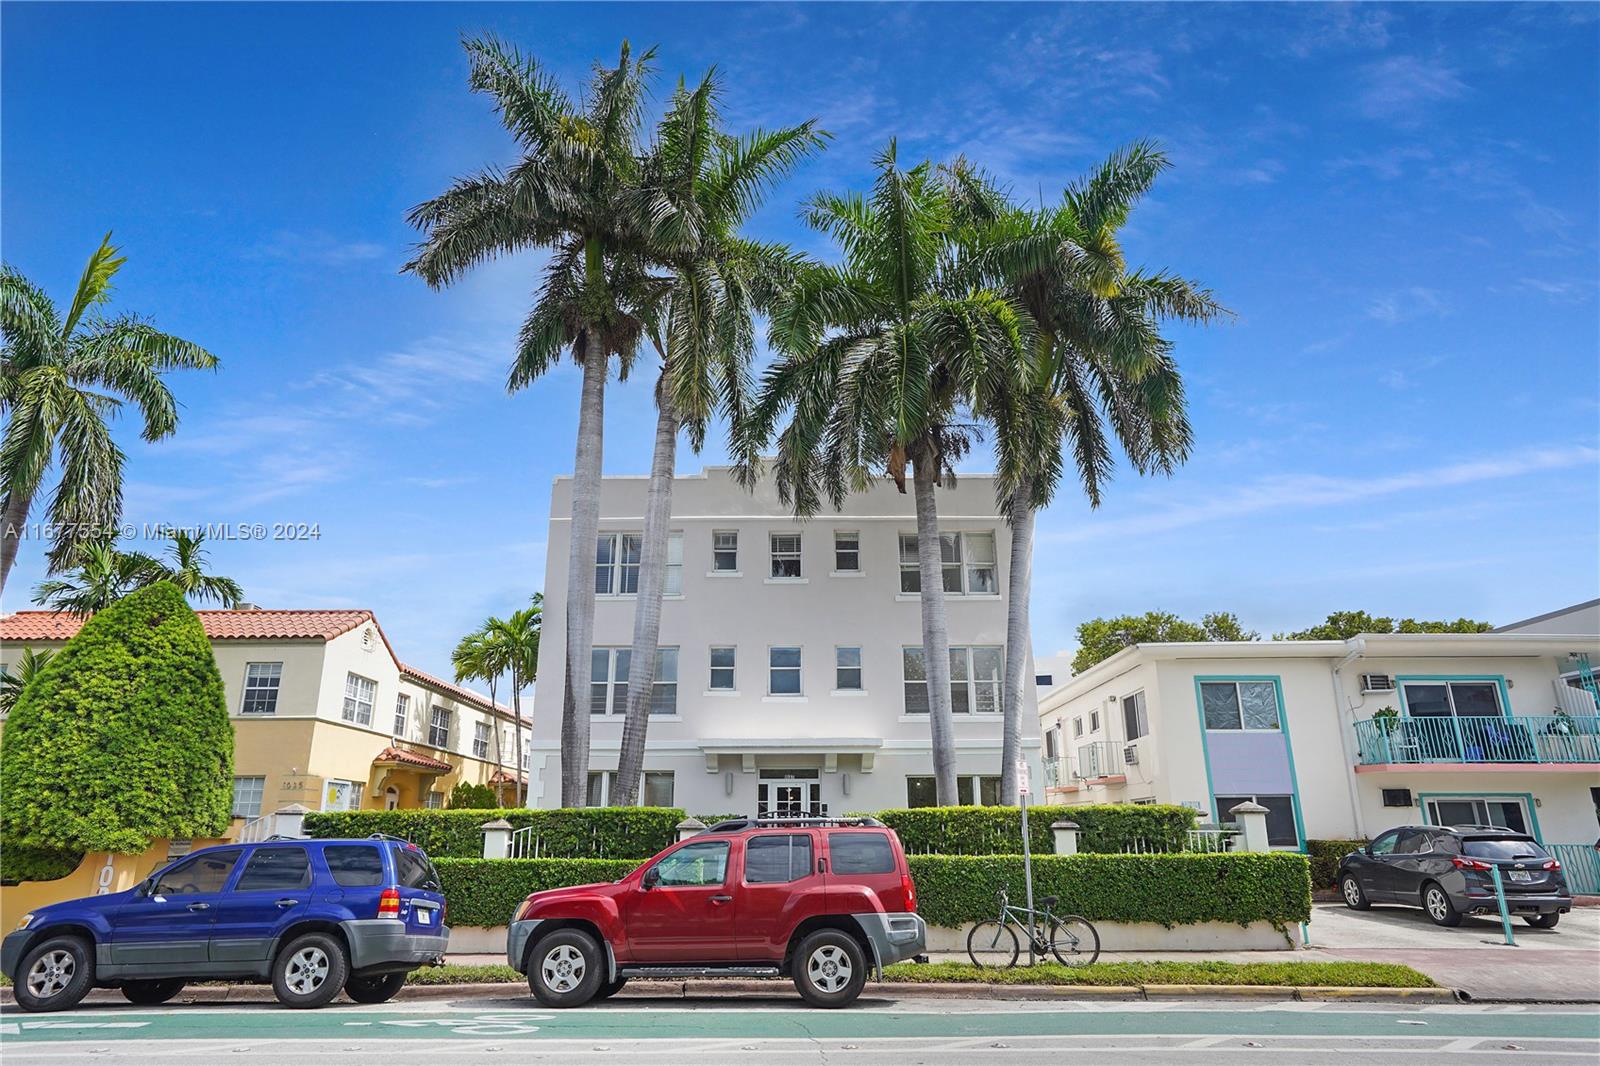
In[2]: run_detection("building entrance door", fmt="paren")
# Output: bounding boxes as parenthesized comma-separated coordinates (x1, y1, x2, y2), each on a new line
(758, 771, 823, 818)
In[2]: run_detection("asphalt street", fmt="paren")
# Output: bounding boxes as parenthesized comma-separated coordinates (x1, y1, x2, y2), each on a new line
(3, 995, 1596, 1065)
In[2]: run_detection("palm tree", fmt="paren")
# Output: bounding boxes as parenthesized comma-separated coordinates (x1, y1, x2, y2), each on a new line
(452, 625, 509, 801)
(487, 597, 542, 806)
(405, 37, 660, 807)
(755, 143, 1026, 805)
(609, 74, 827, 807)
(0, 647, 55, 715)
(145, 529, 244, 607)
(31, 542, 158, 613)
(960, 143, 1227, 802)
(0, 234, 217, 596)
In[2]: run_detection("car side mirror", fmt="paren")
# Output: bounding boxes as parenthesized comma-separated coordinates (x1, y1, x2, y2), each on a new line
(1363, 845, 1373, 856)
(642, 866, 661, 891)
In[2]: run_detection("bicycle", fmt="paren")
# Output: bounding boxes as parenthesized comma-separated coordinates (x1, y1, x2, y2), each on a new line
(965, 885, 1100, 968)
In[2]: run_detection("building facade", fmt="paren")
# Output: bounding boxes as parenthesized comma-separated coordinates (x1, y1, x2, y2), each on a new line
(1038, 627, 1600, 862)
(0, 609, 528, 832)
(528, 465, 1042, 815)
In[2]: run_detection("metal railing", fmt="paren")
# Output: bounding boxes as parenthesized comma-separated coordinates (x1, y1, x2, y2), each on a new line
(236, 813, 275, 843)
(1550, 843, 1600, 895)
(1353, 715, 1600, 766)
(1075, 740, 1125, 779)
(1042, 757, 1070, 787)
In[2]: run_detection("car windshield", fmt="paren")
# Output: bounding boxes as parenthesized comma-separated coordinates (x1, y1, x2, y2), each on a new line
(1461, 838, 1548, 861)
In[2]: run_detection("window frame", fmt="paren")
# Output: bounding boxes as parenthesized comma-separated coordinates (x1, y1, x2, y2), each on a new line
(323, 778, 364, 812)
(901, 645, 1002, 714)
(591, 646, 679, 716)
(393, 693, 410, 739)
(1122, 690, 1149, 740)
(1215, 792, 1300, 848)
(833, 530, 861, 573)
(1199, 679, 1284, 733)
(649, 839, 731, 888)
(769, 532, 803, 579)
(427, 704, 452, 748)
(231, 776, 266, 819)
(472, 721, 491, 759)
(897, 530, 999, 596)
(240, 662, 283, 716)
(768, 645, 803, 697)
(743, 833, 815, 885)
(341, 672, 376, 726)
(708, 645, 737, 691)
(1089, 709, 1100, 733)
(834, 646, 863, 691)
(233, 845, 312, 893)
(712, 529, 739, 573)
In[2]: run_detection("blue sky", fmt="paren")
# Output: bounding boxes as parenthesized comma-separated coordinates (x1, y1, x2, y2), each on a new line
(4, 2, 1597, 681)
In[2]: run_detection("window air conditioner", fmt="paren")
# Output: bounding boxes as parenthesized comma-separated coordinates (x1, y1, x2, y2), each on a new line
(1123, 745, 1138, 765)
(1360, 673, 1394, 693)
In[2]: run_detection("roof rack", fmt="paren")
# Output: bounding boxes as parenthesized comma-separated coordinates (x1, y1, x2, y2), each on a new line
(367, 833, 414, 844)
(706, 815, 885, 833)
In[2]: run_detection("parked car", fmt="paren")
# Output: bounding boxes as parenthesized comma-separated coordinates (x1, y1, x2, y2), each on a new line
(1337, 824, 1572, 928)
(1, 836, 448, 1012)
(506, 816, 927, 1009)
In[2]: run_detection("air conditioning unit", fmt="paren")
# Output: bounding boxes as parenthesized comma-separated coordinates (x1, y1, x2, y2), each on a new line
(1361, 673, 1394, 693)
(1381, 788, 1413, 808)
(1123, 745, 1139, 765)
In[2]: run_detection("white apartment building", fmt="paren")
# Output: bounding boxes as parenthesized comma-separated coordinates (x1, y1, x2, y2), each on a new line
(527, 465, 1042, 816)
(1037, 618, 1600, 886)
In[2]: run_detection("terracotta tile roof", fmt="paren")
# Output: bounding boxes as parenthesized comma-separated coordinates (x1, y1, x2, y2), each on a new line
(373, 746, 453, 773)
(399, 662, 516, 718)
(489, 769, 528, 785)
(0, 609, 374, 643)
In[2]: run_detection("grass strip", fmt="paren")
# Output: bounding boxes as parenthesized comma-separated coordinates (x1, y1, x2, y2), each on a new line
(881, 960, 1436, 988)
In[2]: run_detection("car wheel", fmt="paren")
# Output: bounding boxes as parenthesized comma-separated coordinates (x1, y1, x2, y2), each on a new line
(527, 929, 603, 1008)
(593, 975, 628, 1000)
(14, 935, 95, 1013)
(1340, 875, 1371, 911)
(1421, 883, 1462, 927)
(272, 932, 349, 1008)
(792, 929, 867, 1009)
(345, 972, 406, 1003)
(121, 979, 186, 1005)
(1524, 912, 1560, 930)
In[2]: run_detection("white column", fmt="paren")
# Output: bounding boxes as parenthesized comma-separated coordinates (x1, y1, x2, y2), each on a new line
(272, 803, 310, 839)
(480, 818, 513, 859)
(1229, 801, 1271, 853)
(1050, 820, 1080, 856)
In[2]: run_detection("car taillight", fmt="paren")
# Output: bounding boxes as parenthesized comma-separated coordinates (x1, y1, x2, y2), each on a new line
(1543, 859, 1561, 871)
(1452, 857, 1492, 872)
(378, 888, 401, 919)
(901, 873, 917, 911)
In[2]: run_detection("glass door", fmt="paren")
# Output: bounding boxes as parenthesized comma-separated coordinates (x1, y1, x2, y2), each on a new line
(757, 771, 822, 818)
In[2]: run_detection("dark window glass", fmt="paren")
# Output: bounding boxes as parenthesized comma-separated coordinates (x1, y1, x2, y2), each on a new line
(1217, 795, 1299, 847)
(957, 776, 975, 805)
(1462, 838, 1549, 861)
(324, 844, 385, 887)
(1369, 830, 1401, 856)
(829, 832, 895, 875)
(744, 834, 814, 884)
(235, 846, 311, 892)
(1394, 830, 1430, 855)
(906, 776, 936, 808)
(153, 849, 242, 896)
(393, 845, 439, 889)
(978, 776, 1001, 806)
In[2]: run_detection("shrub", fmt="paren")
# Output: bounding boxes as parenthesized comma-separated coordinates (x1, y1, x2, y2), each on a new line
(303, 807, 686, 858)
(873, 804, 1199, 855)
(0, 844, 85, 886)
(0, 582, 232, 854)
(436, 858, 638, 925)
(448, 783, 498, 810)
(1305, 839, 1368, 889)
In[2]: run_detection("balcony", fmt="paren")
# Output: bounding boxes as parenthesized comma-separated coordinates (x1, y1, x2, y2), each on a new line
(1353, 715, 1600, 769)
(1075, 740, 1126, 780)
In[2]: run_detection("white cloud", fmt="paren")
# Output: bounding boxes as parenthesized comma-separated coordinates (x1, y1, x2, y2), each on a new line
(247, 230, 385, 265)
(1355, 56, 1467, 123)
(1367, 286, 1451, 324)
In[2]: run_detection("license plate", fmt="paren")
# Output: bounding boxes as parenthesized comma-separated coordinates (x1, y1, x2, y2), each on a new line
(417, 908, 432, 924)
(1508, 871, 1533, 883)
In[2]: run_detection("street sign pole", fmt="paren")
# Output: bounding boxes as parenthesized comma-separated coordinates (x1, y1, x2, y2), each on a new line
(1018, 759, 1035, 966)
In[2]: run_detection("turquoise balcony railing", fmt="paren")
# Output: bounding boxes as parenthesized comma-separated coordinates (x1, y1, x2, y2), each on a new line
(1353, 715, 1600, 766)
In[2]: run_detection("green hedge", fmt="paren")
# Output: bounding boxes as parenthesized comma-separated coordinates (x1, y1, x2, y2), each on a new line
(0, 844, 85, 887)
(1306, 839, 1368, 889)
(303, 808, 685, 859)
(434, 852, 1311, 930)
(872, 804, 1199, 855)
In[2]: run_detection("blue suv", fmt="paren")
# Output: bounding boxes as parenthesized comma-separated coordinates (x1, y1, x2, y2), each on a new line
(1, 836, 449, 1012)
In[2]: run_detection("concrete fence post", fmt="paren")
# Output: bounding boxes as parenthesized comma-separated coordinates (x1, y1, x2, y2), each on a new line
(480, 818, 513, 859)
(676, 817, 707, 842)
(1050, 820, 1080, 856)
(273, 803, 310, 840)
(1228, 801, 1271, 853)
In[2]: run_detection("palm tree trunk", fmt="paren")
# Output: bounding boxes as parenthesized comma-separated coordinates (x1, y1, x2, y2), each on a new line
(0, 487, 35, 599)
(489, 675, 505, 805)
(612, 399, 679, 807)
(912, 446, 959, 805)
(560, 338, 606, 807)
(999, 479, 1034, 805)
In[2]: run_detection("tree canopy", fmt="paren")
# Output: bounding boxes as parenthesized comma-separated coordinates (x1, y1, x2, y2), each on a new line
(1072, 611, 1256, 673)
(1276, 611, 1493, 641)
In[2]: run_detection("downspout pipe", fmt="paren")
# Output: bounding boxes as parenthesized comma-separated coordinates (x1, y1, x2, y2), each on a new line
(1329, 638, 1369, 839)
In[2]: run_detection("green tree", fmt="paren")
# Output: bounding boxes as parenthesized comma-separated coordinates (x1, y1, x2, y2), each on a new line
(486, 597, 541, 806)
(143, 529, 244, 607)
(1073, 611, 1257, 674)
(1278, 611, 1493, 641)
(0, 582, 233, 854)
(31, 542, 158, 613)
(756, 142, 1026, 804)
(447, 782, 498, 809)
(453, 619, 512, 801)
(610, 74, 826, 806)
(405, 38, 659, 807)
(1, 235, 217, 595)
(0, 646, 54, 715)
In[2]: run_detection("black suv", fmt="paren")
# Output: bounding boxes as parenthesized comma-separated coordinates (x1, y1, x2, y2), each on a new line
(1337, 825, 1572, 928)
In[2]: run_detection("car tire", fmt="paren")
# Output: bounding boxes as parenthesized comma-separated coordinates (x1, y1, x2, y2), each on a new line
(14, 935, 95, 1013)
(272, 932, 349, 1009)
(1421, 883, 1462, 927)
(121, 979, 186, 1006)
(1525, 912, 1560, 929)
(593, 975, 628, 1000)
(1340, 874, 1372, 911)
(345, 972, 407, 1003)
(792, 929, 867, 1009)
(527, 929, 604, 1008)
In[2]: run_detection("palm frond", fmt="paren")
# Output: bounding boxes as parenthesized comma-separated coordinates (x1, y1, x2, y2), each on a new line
(60, 233, 126, 339)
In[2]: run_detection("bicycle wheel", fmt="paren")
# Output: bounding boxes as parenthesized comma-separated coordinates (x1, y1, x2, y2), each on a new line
(1049, 915, 1100, 967)
(966, 920, 1020, 969)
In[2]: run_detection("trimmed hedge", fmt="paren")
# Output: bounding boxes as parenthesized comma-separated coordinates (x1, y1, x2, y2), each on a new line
(303, 807, 686, 859)
(872, 804, 1200, 855)
(1306, 839, 1368, 889)
(0, 844, 85, 887)
(434, 852, 1312, 930)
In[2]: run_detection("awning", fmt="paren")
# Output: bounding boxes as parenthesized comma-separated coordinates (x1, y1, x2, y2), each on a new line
(373, 746, 452, 774)
(697, 738, 884, 774)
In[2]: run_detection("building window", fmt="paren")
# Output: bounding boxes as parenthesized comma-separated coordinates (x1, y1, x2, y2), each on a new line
(769, 646, 802, 695)
(595, 532, 642, 595)
(1423, 795, 1531, 836)
(520, 738, 530, 771)
(1216, 793, 1299, 847)
(1123, 691, 1149, 740)
(709, 646, 736, 690)
(713, 530, 739, 572)
(472, 721, 491, 759)
(241, 663, 282, 715)
(232, 776, 266, 818)
(591, 647, 678, 715)
(1073, 717, 1083, 737)
(1044, 727, 1059, 759)
(1036, 673, 1054, 686)
(644, 771, 675, 807)
(1200, 680, 1281, 731)
(393, 694, 410, 738)
(834, 531, 860, 572)
(664, 531, 684, 595)
(905, 775, 1002, 807)
(1400, 680, 1504, 719)
(770, 532, 802, 578)
(342, 673, 375, 725)
(428, 705, 452, 748)
(902, 645, 1001, 714)
(835, 646, 862, 691)
(425, 790, 443, 809)
(1089, 710, 1100, 733)
(898, 531, 998, 595)
(324, 779, 364, 812)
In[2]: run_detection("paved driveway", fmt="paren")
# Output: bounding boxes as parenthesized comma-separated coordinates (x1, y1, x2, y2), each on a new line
(1304, 901, 1600, 1002)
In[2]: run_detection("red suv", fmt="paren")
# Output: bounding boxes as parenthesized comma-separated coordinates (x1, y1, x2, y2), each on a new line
(506, 816, 926, 1008)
